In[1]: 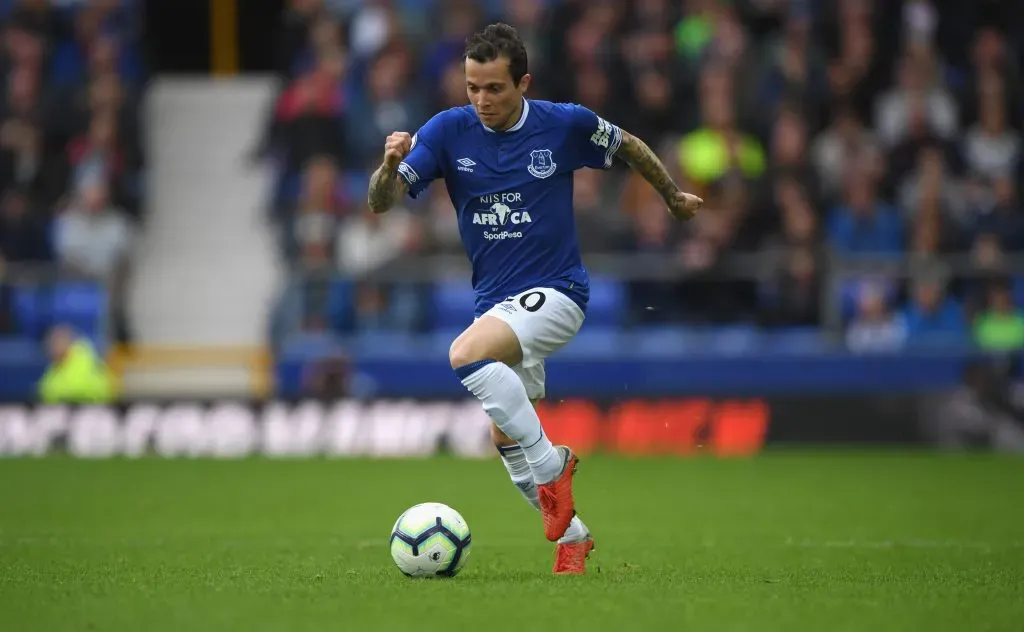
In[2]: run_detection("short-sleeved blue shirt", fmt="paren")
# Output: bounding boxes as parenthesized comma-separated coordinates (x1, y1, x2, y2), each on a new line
(398, 98, 623, 316)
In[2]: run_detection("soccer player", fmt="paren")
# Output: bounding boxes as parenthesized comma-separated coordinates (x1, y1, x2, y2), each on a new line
(367, 23, 702, 574)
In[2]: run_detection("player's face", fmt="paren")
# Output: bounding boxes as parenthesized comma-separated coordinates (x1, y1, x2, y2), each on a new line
(465, 57, 530, 131)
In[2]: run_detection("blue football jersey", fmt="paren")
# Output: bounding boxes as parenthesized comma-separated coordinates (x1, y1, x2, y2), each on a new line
(397, 98, 623, 317)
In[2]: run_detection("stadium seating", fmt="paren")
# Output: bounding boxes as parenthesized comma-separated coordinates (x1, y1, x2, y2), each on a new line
(430, 277, 476, 330)
(0, 0, 142, 385)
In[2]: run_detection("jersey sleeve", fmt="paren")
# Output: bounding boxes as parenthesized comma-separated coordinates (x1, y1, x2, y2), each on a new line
(569, 104, 623, 170)
(397, 112, 446, 199)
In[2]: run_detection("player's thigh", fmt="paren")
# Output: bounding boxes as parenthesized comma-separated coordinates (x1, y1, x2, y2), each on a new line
(448, 314, 524, 369)
(485, 287, 584, 368)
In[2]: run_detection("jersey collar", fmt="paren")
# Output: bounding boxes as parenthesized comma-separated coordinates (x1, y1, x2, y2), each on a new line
(482, 98, 530, 134)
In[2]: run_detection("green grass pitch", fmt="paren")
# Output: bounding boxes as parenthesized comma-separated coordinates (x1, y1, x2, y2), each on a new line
(1, 452, 1022, 631)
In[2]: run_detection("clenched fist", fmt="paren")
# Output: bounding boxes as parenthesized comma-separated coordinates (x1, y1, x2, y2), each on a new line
(666, 190, 703, 221)
(383, 132, 413, 169)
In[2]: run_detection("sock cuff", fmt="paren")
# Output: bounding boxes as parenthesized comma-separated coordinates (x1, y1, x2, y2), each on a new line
(496, 444, 522, 456)
(454, 358, 497, 380)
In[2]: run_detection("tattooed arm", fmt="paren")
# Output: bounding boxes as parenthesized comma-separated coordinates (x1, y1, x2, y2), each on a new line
(367, 131, 413, 214)
(615, 131, 702, 220)
(367, 162, 410, 214)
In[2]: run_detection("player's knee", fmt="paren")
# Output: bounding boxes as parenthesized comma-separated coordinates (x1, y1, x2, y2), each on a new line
(447, 333, 505, 369)
(449, 338, 492, 371)
(449, 317, 524, 370)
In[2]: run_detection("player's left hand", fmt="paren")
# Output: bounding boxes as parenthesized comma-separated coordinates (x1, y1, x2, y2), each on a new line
(666, 191, 703, 221)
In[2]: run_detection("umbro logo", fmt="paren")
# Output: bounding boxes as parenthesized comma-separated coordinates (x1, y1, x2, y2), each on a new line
(456, 157, 476, 173)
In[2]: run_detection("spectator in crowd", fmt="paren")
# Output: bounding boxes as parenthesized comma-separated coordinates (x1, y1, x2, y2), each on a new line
(336, 202, 420, 278)
(766, 102, 813, 189)
(336, 201, 424, 331)
(573, 168, 625, 253)
(676, 174, 757, 323)
(827, 165, 904, 254)
(0, 116, 43, 193)
(846, 281, 907, 353)
(897, 141, 967, 228)
(436, 58, 469, 112)
(901, 269, 966, 345)
(55, 181, 131, 280)
(874, 46, 958, 149)
(423, 182, 461, 257)
(54, 180, 133, 341)
(811, 103, 882, 206)
(757, 245, 820, 328)
(346, 0, 399, 62)
(270, 48, 347, 172)
(345, 43, 426, 168)
(957, 27, 1022, 131)
(907, 199, 960, 263)
(963, 76, 1020, 183)
(502, 0, 549, 87)
(820, 0, 895, 126)
(678, 63, 765, 194)
(0, 186, 49, 262)
(67, 110, 123, 191)
(969, 176, 1023, 251)
(274, 0, 331, 80)
(974, 279, 1024, 351)
(38, 324, 115, 403)
(286, 154, 343, 262)
(419, 0, 480, 88)
(624, 67, 680, 143)
(757, 177, 821, 327)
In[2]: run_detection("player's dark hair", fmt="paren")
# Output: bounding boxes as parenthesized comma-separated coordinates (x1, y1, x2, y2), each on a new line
(464, 23, 528, 86)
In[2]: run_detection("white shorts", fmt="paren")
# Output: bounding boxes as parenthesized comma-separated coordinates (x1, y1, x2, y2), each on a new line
(481, 287, 586, 400)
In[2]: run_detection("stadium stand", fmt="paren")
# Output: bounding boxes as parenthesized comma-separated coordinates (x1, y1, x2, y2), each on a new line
(261, 0, 1024, 397)
(0, 0, 144, 379)
(3, 0, 1024, 402)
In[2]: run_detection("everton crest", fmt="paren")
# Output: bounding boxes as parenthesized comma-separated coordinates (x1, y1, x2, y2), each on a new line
(527, 149, 557, 179)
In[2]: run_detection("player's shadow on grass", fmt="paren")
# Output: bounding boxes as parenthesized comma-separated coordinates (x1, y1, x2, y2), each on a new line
(458, 567, 602, 583)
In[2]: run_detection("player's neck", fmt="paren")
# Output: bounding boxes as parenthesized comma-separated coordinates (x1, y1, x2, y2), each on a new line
(491, 98, 525, 132)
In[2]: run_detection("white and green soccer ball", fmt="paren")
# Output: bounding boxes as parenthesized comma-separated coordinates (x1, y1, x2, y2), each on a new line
(389, 502, 472, 578)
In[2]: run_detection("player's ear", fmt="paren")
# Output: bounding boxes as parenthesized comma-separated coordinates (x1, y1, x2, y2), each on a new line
(517, 73, 532, 94)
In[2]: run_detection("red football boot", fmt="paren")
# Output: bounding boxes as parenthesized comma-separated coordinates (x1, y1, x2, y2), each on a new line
(553, 537, 595, 575)
(537, 446, 578, 542)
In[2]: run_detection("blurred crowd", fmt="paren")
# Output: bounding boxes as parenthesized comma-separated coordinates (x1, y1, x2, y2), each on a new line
(258, 0, 1024, 351)
(0, 0, 144, 344)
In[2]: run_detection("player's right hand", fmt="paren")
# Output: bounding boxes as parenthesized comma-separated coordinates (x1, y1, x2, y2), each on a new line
(383, 132, 413, 170)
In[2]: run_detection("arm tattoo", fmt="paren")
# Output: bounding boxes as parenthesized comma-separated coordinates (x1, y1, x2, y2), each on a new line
(367, 164, 409, 214)
(614, 131, 680, 202)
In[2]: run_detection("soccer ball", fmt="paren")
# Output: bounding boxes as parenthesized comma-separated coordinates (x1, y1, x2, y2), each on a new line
(389, 502, 472, 578)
